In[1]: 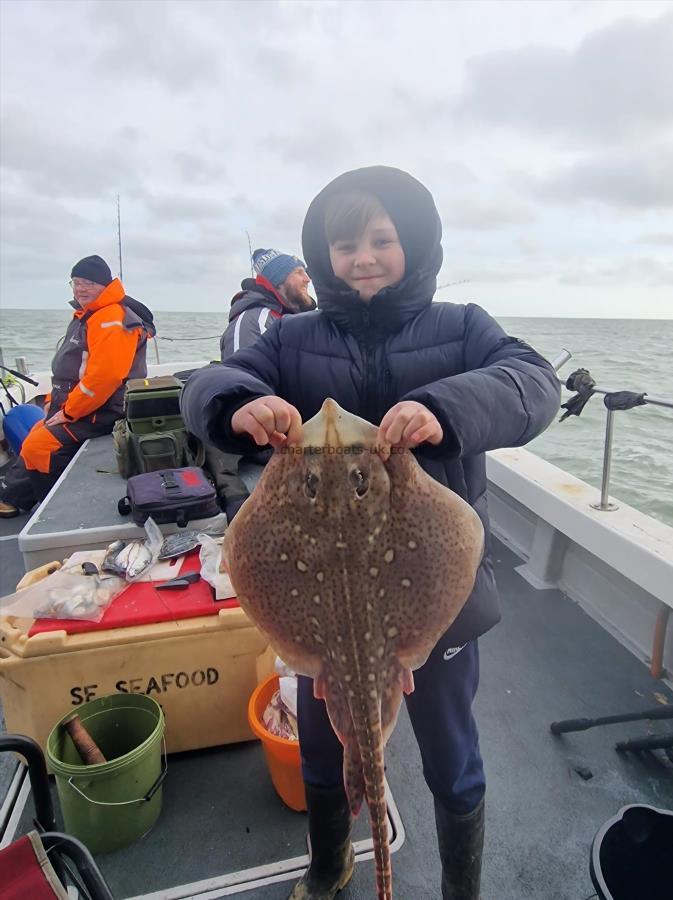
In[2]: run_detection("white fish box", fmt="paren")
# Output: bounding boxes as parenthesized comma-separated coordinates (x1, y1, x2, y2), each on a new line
(0, 604, 275, 754)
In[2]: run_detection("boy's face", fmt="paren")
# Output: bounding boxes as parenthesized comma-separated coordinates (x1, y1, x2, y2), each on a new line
(328, 213, 405, 303)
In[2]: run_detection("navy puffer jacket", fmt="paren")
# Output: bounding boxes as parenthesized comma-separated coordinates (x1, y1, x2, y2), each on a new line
(182, 166, 561, 643)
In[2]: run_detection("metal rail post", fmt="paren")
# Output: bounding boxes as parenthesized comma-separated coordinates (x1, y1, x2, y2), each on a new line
(592, 407, 618, 511)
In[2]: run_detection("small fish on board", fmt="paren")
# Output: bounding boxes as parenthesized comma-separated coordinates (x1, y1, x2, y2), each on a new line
(158, 530, 201, 560)
(102, 539, 154, 580)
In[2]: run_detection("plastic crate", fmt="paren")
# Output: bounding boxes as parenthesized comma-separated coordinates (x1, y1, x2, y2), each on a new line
(0, 602, 275, 754)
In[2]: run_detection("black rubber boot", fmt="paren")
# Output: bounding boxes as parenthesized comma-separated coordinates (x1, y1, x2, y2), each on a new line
(287, 783, 355, 900)
(434, 797, 485, 900)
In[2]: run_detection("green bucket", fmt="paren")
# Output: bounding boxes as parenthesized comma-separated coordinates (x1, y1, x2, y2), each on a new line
(46, 693, 166, 854)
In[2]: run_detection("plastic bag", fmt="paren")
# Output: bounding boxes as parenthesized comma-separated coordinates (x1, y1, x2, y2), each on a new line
(279, 675, 298, 719)
(0, 569, 126, 621)
(275, 656, 296, 678)
(263, 686, 299, 741)
(198, 533, 235, 600)
(198, 513, 227, 537)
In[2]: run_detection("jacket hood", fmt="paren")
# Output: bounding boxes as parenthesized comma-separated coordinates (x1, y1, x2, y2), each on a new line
(124, 296, 156, 337)
(228, 280, 283, 323)
(301, 166, 443, 336)
(228, 275, 316, 323)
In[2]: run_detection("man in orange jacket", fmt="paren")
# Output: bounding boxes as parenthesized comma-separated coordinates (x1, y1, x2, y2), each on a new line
(0, 255, 155, 516)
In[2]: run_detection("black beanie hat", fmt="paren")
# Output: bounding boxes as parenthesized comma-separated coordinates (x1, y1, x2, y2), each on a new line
(70, 255, 113, 286)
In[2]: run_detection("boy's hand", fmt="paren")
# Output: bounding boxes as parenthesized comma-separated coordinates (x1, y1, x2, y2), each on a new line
(231, 396, 303, 448)
(377, 401, 443, 455)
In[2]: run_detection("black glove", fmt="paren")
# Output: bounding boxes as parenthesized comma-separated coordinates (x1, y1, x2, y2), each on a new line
(559, 368, 596, 422)
(603, 391, 647, 412)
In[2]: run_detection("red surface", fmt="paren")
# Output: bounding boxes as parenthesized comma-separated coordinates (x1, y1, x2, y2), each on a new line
(28, 551, 238, 637)
(0, 834, 60, 900)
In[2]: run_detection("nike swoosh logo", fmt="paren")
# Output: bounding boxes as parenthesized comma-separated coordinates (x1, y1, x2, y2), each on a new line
(443, 644, 466, 661)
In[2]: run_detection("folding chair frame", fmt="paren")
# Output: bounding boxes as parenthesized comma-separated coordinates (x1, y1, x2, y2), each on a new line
(0, 733, 114, 900)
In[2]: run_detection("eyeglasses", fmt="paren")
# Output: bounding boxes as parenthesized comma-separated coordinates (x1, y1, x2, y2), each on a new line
(69, 278, 98, 288)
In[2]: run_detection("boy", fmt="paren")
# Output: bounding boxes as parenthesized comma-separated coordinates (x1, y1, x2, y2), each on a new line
(181, 166, 560, 899)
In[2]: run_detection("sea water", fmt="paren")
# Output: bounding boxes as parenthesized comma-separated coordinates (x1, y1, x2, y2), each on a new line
(1, 308, 671, 527)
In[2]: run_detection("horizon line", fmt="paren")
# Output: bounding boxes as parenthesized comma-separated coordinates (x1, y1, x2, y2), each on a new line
(1, 306, 672, 322)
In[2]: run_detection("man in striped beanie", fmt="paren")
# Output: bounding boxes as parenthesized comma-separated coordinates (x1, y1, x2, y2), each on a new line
(220, 248, 315, 360)
(213, 249, 315, 523)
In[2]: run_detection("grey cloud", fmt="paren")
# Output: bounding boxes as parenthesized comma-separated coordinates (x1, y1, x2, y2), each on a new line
(442, 197, 536, 230)
(126, 229, 235, 260)
(0, 189, 117, 287)
(0, 247, 69, 286)
(424, 161, 480, 187)
(457, 13, 673, 143)
(2, 0, 672, 319)
(141, 192, 232, 224)
(0, 106, 138, 199)
(527, 144, 673, 208)
(174, 152, 227, 186)
(637, 232, 673, 245)
(122, 228, 244, 285)
(363, 86, 455, 143)
(252, 45, 306, 86)
(437, 264, 547, 286)
(264, 126, 354, 168)
(195, 0, 299, 35)
(516, 237, 543, 257)
(559, 257, 673, 286)
(228, 194, 255, 217)
(119, 126, 142, 144)
(258, 202, 306, 241)
(0, 191, 86, 231)
(90, 0, 222, 90)
(447, 256, 673, 289)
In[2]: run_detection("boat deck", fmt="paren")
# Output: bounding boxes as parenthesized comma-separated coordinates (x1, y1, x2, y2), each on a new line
(1, 512, 672, 899)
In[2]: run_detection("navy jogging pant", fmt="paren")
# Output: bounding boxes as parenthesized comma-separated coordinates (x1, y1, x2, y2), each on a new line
(297, 637, 485, 815)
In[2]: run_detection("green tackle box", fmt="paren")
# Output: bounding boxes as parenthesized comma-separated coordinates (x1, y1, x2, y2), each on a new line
(124, 375, 184, 434)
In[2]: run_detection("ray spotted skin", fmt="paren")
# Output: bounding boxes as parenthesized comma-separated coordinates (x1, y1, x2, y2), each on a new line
(223, 399, 484, 900)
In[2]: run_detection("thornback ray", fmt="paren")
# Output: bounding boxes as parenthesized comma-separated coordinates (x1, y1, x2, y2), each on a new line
(223, 398, 484, 900)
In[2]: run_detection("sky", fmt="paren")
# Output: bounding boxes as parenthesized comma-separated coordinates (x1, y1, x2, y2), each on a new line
(1, 0, 672, 318)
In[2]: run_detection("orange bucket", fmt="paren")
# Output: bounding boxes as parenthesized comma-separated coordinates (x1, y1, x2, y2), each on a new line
(248, 674, 307, 812)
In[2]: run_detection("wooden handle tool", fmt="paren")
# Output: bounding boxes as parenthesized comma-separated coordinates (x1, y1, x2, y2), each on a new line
(62, 713, 107, 765)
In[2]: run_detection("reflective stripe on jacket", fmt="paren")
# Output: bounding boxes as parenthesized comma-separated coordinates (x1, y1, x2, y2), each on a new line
(220, 275, 311, 361)
(50, 279, 152, 421)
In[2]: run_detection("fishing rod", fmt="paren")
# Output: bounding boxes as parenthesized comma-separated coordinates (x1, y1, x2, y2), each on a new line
(0, 363, 39, 411)
(436, 279, 470, 291)
(0, 364, 39, 387)
(117, 194, 123, 281)
(245, 230, 253, 276)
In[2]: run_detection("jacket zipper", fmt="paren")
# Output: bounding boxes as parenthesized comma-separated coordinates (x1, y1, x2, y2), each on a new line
(360, 309, 380, 421)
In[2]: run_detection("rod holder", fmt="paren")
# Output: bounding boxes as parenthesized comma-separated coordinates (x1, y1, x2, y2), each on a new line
(591, 407, 618, 511)
(550, 349, 572, 372)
